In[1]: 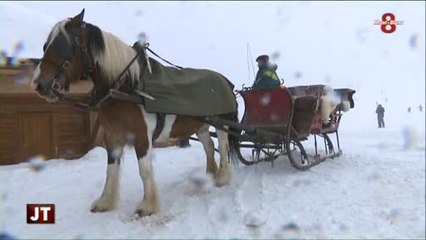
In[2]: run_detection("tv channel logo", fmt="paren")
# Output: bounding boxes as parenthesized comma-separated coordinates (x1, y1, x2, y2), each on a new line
(374, 13, 404, 34)
(26, 204, 55, 224)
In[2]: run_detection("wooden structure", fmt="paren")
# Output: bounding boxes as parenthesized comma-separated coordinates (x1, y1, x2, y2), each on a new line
(0, 59, 99, 165)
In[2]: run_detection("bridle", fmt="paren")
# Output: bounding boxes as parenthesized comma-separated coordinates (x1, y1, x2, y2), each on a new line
(44, 24, 150, 111)
(48, 24, 94, 102)
(43, 23, 157, 111)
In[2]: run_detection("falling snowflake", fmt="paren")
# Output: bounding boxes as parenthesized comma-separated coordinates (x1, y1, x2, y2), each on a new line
(138, 32, 148, 43)
(111, 148, 122, 159)
(401, 126, 419, 150)
(27, 155, 46, 172)
(386, 208, 401, 224)
(125, 132, 136, 145)
(282, 221, 300, 233)
(270, 51, 281, 61)
(409, 33, 421, 50)
(294, 71, 303, 79)
(0, 231, 19, 240)
(134, 9, 143, 17)
(13, 41, 24, 55)
(14, 70, 31, 85)
(260, 94, 271, 106)
(187, 173, 214, 195)
(356, 28, 369, 42)
(244, 212, 265, 228)
(270, 114, 279, 122)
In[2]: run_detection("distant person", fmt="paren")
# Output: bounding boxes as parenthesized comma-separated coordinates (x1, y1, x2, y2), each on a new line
(376, 104, 385, 128)
(418, 104, 423, 112)
(252, 55, 281, 89)
(408, 107, 411, 113)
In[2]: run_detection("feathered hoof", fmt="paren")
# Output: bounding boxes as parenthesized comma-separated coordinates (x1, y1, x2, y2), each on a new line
(215, 167, 231, 187)
(134, 199, 159, 218)
(90, 196, 117, 213)
(134, 209, 154, 218)
(90, 206, 109, 213)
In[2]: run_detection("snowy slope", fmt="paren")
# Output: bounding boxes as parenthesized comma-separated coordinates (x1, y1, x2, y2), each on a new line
(0, 1, 425, 239)
(0, 121, 425, 239)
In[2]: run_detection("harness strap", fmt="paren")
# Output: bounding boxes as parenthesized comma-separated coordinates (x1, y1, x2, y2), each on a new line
(146, 47, 183, 69)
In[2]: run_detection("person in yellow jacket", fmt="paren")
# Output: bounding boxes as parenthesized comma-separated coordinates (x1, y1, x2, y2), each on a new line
(252, 55, 281, 89)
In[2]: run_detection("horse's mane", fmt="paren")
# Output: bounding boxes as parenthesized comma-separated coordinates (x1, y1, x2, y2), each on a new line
(87, 23, 140, 86)
(47, 19, 140, 87)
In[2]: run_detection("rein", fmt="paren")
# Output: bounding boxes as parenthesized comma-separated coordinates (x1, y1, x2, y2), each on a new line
(52, 37, 180, 112)
(146, 47, 183, 70)
(54, 41, 148, 111)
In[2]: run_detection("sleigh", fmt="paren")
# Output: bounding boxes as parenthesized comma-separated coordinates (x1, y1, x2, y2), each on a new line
(205, 84, 355, 170)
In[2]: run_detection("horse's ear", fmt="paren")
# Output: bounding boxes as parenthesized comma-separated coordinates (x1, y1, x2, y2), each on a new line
(70, 9, 85, 24)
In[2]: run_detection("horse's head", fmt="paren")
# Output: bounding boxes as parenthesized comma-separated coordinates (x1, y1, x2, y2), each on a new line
(31, 9, 93, 102)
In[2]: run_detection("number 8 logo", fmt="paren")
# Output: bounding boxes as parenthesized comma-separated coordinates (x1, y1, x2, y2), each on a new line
(381, 13, 396, 34)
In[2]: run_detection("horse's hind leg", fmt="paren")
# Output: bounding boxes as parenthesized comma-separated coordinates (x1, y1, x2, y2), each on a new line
(215, 128, 231, 187)
(134, 107, 159, 217)
(196, 124, 218, 177)
(91, 132, 123, 212)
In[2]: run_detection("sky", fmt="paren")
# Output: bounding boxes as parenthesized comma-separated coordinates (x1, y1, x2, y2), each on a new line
(1, 1, 425, 129)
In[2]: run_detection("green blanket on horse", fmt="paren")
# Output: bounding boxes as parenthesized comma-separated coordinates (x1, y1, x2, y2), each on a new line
(135, 50, 237, 116)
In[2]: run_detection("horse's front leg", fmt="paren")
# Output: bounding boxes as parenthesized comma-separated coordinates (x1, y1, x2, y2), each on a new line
(134, 108, 159, 217)
(91, 133, 123, 212)
(134, 147, 159, 217)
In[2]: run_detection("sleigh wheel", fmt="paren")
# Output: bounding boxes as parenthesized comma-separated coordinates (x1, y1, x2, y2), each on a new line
(322, 133, 342, 158)
(321, 133, 334, 155)
(286, 139, 311, 170)
(236, 140, 282, 165)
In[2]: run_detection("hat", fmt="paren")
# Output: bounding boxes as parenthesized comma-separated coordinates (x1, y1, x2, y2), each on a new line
(256, 55, 269, 62)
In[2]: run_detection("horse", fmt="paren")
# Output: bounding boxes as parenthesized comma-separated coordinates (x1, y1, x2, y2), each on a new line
(31, 9, 239, 217)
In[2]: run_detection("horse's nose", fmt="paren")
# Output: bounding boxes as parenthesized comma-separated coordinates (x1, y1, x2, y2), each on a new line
(31, 77, 49, 95)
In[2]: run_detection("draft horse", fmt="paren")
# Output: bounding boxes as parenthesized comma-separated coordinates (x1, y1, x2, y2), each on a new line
(31, 9, 238, 217)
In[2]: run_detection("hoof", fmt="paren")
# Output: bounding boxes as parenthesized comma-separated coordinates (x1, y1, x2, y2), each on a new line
(206, 170, 217, 179)
(215, 179, 230, 187)
(134, 209, 153, 218)
(215, 167, 231, 187)
(90, 196, 117, 213)
(134, 199, 159, 218)
(90, 206, 108, 213)
(90, 204, 112, 213)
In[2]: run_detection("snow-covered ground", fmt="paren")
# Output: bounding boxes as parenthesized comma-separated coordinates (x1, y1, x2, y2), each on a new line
(0, 1, 425, 239)
(0, 113, 424, 239)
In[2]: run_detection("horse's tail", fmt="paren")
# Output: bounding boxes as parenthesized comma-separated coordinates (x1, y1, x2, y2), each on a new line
(220, 75, 240, 166)
(228, 109, 240, 166)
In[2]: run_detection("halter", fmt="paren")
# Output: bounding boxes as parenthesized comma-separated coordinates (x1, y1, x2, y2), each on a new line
(48, 38, 149, 110)
(49, 25, 94, 101)
(45, 24, 155, 111)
